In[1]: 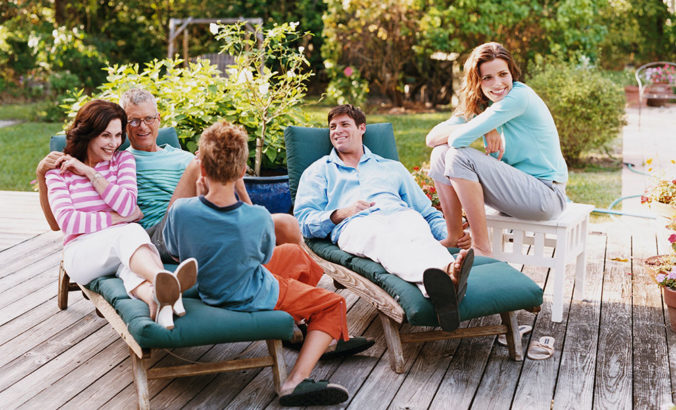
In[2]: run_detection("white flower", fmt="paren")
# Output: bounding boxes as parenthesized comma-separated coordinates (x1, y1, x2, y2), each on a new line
(209, 23, 219, 35)
(298, 46, 305, 53)
(286, 71, 296, 78)
(258, 83, 269, 95)
(289, 22, 299, 29)
(237, 69, 253, 84)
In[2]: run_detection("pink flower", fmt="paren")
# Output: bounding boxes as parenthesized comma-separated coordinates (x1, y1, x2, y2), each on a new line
(669, 234, 676, 244)
(641, 195, 649, 204)
(343, 66, 354, 77)
(657, 273, 667, 283)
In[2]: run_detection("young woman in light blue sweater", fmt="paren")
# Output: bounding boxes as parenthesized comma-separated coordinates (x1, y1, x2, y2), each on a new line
(426, 42, 568, 256)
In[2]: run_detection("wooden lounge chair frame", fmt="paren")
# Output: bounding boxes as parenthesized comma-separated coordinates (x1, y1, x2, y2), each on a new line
(57, 261, 287, 409)
(285, 124, 542, 373)
(49, 130, 287, 409)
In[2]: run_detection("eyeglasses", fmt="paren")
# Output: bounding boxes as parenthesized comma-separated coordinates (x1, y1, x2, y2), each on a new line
(128, 115, 159, 128)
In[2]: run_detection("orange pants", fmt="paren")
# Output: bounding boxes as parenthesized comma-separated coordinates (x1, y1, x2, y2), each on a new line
(264, 244, 349, 342)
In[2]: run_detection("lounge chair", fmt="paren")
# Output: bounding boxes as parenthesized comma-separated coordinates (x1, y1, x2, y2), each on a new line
(49, 129, 293, 409)
(284, 123, 544, 373)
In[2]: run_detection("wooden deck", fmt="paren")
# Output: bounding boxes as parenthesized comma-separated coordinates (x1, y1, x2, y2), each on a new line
(1, 189, 675, 409)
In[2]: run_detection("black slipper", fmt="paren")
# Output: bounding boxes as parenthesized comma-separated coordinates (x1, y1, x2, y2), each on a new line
(283, 324, 375, 359)
(423, 268, 460, 332)
(321, 336, 375, 360)
(455, 248, 474, 304)
(279, 378, 349, 406)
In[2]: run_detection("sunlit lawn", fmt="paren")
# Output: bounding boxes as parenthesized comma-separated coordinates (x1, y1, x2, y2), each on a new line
(1, 100, 620, 216)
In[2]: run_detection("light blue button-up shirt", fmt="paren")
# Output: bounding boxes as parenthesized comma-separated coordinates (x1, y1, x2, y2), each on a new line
(294, 146, 447, 243)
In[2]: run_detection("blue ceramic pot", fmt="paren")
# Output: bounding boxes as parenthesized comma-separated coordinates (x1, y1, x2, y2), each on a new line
(243, 174, 292, 214)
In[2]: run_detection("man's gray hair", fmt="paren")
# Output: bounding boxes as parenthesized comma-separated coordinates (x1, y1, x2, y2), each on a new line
(120, 88, 157, 111)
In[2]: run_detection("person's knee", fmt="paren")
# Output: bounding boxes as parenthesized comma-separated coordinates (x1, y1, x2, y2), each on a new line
(272, 213, 302, 245)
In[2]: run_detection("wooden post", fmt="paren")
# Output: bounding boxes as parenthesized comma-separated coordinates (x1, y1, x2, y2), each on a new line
(266, 340, 287, 394)
(380, 313, 405, 373)
(57, 261, 69, 310)
(500, 311, 523, 361)
(183, 27, 189, 67)
(130, 348, 151, 409)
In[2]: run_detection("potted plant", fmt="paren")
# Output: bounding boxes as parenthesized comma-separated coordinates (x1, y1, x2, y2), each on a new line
(648, 223, 676, 331)
(411, 164, 442, 211)
(642, 64, 676, 107)
(212, 22, 313, 213)
(641, 177, 676, 219)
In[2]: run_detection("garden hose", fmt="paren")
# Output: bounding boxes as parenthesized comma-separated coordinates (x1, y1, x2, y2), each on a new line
(586, 162, 656, 219)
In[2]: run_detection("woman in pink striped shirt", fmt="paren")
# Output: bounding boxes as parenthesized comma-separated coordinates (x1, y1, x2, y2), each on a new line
(45, 100, 195, 329)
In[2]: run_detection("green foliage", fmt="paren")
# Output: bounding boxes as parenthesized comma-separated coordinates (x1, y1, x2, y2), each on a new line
(63, 27, 313, 173)
(324, 64, 369, 106)
(528, 63, 626, 165)
(62, 58, 232, 153)
(598, 0, 676, 69)
(215, 22, 313, 175)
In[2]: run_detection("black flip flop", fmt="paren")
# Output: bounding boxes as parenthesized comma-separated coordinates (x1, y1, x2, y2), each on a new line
(283, 324, 375, 359)
(455, 248, 474, 304)
(279, 378, 349, 406)
(321, 336, 375, 360)
(423, 268, 460, 332)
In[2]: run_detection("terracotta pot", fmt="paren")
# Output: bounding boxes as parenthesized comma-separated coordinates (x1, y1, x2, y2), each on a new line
(649, 201, 676, 219)
(624, 85, 640, 107)
(646, 83, 672, 107)
(664, 287, 676, 332)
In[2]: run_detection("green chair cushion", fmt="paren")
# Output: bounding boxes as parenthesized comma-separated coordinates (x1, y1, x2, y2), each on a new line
(305, 238, 543, 327)
(86, 264, 294, 349)
(284, 123, 398, 202)
(49, 127, 180, 152)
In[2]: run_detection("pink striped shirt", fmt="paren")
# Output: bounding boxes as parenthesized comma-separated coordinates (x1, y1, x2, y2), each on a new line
(46, 150, 138, 246)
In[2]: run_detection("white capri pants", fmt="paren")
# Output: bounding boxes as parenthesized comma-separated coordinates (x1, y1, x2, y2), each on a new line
(63, 223, 158, 297)
(337, 208, 454, 296)
(429, 145, 566, 220)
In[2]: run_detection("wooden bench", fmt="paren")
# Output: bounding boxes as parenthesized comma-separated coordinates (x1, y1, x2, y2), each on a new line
(485, 203, 595, 322)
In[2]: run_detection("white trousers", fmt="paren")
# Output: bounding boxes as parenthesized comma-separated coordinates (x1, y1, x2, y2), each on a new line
(63, 223, 158, 296)
(337, 209, 454, 296)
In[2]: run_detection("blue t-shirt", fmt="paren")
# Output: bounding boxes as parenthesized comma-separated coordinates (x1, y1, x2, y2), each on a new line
(442, 81, 568, 183)
(128, 145, 194, 228)
(162, 196, 279, 311)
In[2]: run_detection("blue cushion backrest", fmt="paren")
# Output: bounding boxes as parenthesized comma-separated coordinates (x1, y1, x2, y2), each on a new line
(49, 127, 180, 152)
(284, 123, 398, 202)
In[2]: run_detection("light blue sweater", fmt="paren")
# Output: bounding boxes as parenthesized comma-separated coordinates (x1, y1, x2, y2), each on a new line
(444, 81, 568, 183)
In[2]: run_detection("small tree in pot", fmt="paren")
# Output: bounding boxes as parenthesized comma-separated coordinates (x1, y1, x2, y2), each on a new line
(213, 22, 313, 176)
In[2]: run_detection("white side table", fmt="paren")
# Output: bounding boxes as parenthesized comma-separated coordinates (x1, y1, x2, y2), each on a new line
(485, 203, 595, 322)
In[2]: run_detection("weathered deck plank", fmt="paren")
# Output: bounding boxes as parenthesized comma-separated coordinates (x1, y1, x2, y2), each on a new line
(594, 227, 633, 410)
(552, 231, 606, 410)
(3, 190, 676, 409)
(632, 228, 672, 408)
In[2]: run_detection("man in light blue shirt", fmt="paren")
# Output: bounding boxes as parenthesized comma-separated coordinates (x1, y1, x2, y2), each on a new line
(294, 104, 473, 332)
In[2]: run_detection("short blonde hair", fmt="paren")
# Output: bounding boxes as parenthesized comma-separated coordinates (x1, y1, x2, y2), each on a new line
(199, 120, 249, 183)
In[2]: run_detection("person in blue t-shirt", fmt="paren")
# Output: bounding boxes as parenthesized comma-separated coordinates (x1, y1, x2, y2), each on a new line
(426, 42, 568, 257)
(163, 120, 365, 406)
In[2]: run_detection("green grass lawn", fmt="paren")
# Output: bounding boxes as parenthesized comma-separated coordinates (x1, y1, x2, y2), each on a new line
(0, 122, 63, 190)
(0, 101, 56, 121)
(0, 101, 621, 216)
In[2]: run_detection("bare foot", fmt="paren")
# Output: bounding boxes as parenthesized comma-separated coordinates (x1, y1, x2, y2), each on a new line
(446, 249, 469, 286)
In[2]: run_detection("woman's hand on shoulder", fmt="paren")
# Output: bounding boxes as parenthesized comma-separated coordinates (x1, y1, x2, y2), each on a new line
(58, 154, 93, 177)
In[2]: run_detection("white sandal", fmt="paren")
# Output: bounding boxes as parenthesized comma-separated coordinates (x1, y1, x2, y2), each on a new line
(154, 271, 180, 330)
(527, 336, 555, 360)
(497, 324, 532, 346)
(172, 258, 198, 317)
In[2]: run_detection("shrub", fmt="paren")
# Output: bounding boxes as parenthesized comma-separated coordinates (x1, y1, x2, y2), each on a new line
(63, 53, 311, 171)
(528, 63, 626, 165)
(324, 64, 369, 106)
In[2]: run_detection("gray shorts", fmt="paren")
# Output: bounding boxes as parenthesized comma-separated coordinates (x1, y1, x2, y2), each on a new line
(428, 146, 566, 220)
(144, 213, 175, 263)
